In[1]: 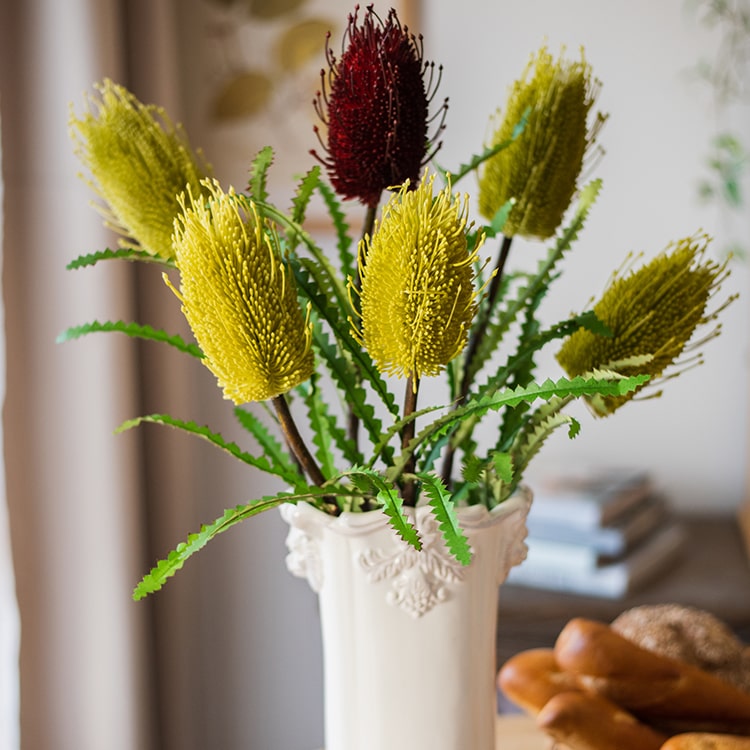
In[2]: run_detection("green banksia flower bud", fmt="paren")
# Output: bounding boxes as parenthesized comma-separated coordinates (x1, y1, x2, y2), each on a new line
(354, 171, 484, 379)
(478, 46, 605, 240)
(172, 179, 314, 404)
(556, 234, 733, 416)
(69, 79, 210, 259)
(312, 6, 447, 208)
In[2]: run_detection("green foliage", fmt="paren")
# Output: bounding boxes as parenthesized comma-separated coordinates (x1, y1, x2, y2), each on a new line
(255, 199, 351, 310)
(484, 199, 517, 240)
(388, 373, 649, 485)
(134, 495, 288, 599)
(699, 132, 747, 208)
(306, 318, 386, 464)
(461, 454, 485, 484)
(504, 399, 580, 499)
(316, 179, 356, 282)
(492, 453, 514, 483)
(233, 406, 307, 491)
(687, 1, 749, 258)
(66, 247, 173, 270)
(133, 488, 341, 600)
(57, 320, 204, 358)
(340, 467, 421, 549)
(290, 257, 399, 421)
(298, 373, 358, 478)
(63, 58, 732, 600)
(247, 145, 274, 202)
(116, 414, 305, 487)
(420, 474, 472, 565)
(468, 179, 602, 385)
(435, 108, 529, 185)
(290, 166, 322, 225)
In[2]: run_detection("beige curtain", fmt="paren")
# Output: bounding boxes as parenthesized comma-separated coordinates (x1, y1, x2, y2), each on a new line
(0, 105, 21, 750)
(1, 1, 325, 748)
(1, 1, 153, 748)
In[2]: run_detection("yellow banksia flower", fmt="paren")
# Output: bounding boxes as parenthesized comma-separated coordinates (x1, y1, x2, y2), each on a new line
(172, 179, 314, 404)
(69, 79, 210, 259)
(355, 171, 484, 379)
(478, 45, 605, 240)
(556, 234, 733, 416)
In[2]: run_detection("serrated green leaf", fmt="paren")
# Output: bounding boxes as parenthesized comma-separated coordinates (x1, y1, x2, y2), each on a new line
(56, 319, 204, 358)
(134, 495, 288, 599)
(290, 166, 321, 227)
(369, 400, 445, 472)
(417, 432, 451, 475)
(469, 179, 603, 385)
(233, 406, 306, 489)
(248, 146, 274, 202)
(501, 399, 580, 502)
(461, 454, 484, 484)
(315, 179, 356, 281)
(436, 108, 529, 185)
(575, 309, 612, 337)
(291, 257, 398, 420)
(474, 312, 608, 405)
(307, 319, 388, 464)
(337, 467, 421, 550)
(419, 473, 472, 565)
(66, 247, 174, 270)
(496, 297, 550, 450)
(116, 413, 303, 486)
(492, 452, 514, 483)
(299, 375, 340, 479)
(484, 198, 516, 239)
(133, 488, 344, 599)
(391, 373, 648, 480)
(254, 200, 350, 308)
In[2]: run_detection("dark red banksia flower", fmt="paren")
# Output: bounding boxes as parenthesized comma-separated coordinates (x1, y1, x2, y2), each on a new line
(312, 5, 446, 208)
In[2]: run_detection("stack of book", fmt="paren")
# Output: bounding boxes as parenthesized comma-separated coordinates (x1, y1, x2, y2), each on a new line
(507, 468, 686, 598)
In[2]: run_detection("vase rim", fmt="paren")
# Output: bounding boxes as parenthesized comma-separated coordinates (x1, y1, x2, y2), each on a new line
(279, 485, 532, 537)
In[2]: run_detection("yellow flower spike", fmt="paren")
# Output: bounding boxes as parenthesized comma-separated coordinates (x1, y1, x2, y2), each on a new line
(69, 79, 210, 259)
(478, 45, 605, 240)
(172, 179, 315, 404)
(355, 171, 484, 380)
(556, 234, 734, 416)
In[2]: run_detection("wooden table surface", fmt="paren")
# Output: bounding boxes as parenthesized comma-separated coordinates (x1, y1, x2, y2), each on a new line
(317, 716, 549, 750)
(496, 714, 549, 749)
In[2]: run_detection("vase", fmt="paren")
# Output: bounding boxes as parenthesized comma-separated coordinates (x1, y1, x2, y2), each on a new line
(280, 488, 532, 750)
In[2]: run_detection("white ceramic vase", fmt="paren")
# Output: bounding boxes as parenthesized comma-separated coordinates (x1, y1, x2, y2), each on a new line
(280, 488, 532, 750)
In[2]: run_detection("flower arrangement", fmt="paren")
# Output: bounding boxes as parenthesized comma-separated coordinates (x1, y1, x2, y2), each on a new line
(62, 5, 733, 600)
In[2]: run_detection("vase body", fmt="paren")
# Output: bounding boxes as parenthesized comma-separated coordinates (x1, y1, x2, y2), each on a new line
(281, 489, 532, 750)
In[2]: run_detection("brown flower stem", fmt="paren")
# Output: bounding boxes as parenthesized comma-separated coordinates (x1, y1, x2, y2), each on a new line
(441, 234, 514, 486)
(401, 374, 420, 506)
(460, 233, 513, 401)
(273, 394, 326, 488)
(348, 201, 379, 448)
(357, 204, 378, 275)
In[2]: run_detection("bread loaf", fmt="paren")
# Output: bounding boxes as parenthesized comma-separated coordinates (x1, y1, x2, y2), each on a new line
(536, 689, 668, 750)
(498, 648, 581, 715)
(554, 618, 750, 734)
(660, 733, 750, 749)
(612, 604, 750, 694)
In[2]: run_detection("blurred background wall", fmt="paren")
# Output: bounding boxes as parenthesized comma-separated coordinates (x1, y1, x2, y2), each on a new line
(1, 1, 748, 750)
(422, 0, 750, 512)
